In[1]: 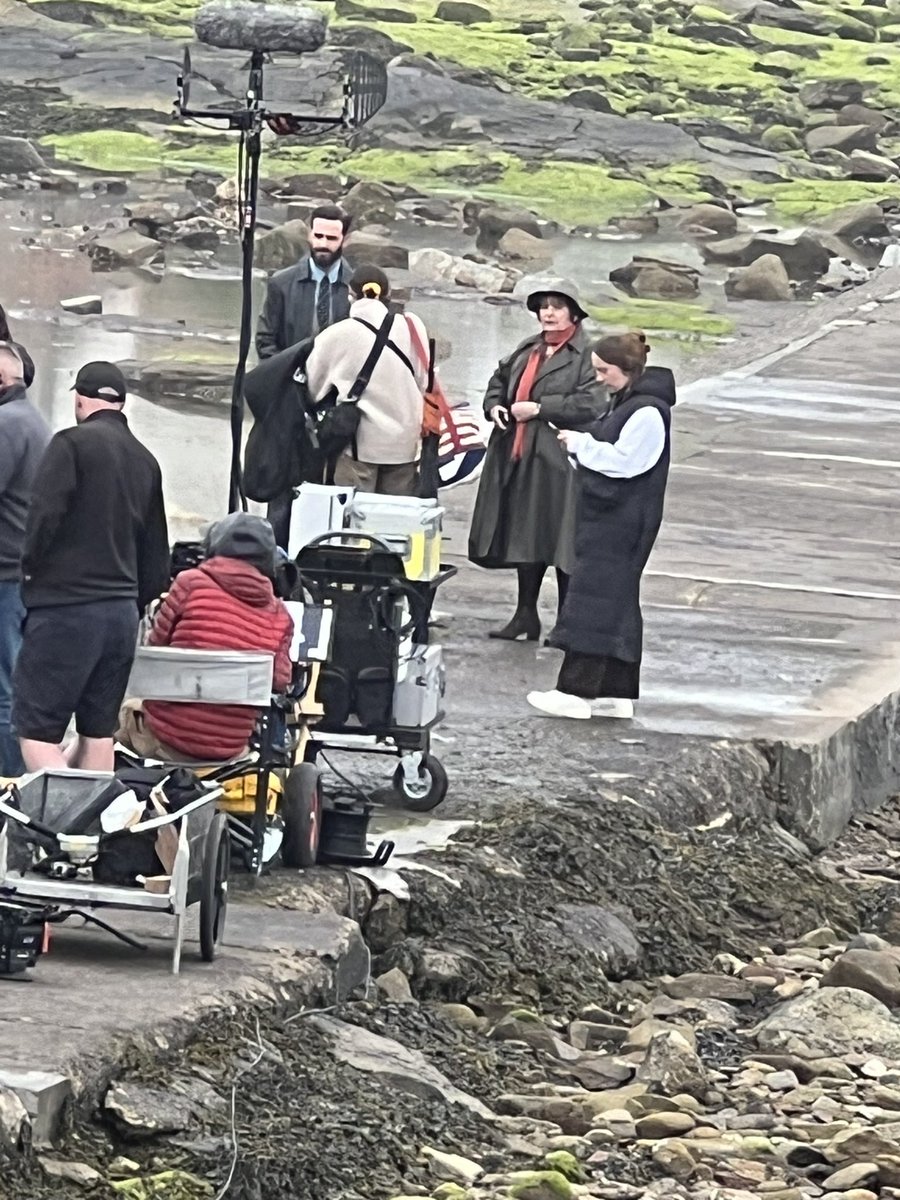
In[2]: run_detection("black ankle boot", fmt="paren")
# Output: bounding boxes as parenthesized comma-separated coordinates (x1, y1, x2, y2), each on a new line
(488, 609, 541, 642)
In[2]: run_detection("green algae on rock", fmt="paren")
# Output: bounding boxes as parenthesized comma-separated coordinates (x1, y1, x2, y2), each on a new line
(41, 129, 238, 174)
(588, 298, 734, 338)
(743, 177, 899, 217)
(508, 1171, 574, 1200)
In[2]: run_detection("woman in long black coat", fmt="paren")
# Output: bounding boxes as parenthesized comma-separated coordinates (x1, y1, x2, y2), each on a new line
(468, 280, 604, 641)
(528, 331, 676, 720)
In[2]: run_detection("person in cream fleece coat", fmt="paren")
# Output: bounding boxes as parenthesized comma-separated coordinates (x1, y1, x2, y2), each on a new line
(305, 264, 428, 495)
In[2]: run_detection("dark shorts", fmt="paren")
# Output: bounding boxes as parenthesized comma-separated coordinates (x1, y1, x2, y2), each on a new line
(12, 599, 139, 743)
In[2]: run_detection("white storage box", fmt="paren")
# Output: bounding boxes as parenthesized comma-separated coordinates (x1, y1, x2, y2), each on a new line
(393, 644, 445, 728)
(125, 648, 275, 706)
(348, 495, 444, 582)
(288, 483, 355, 558)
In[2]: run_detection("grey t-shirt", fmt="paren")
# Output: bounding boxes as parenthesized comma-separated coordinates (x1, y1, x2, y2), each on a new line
(0, 384, 51, 581)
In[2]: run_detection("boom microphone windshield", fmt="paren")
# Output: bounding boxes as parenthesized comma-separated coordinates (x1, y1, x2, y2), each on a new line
(194, 0, 327, 53)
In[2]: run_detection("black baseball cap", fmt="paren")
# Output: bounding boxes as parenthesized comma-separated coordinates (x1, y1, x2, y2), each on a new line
(72, 361, 127, 402)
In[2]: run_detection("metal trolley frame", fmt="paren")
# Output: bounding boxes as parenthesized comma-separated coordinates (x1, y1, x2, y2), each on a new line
(0, 768, 226, 974)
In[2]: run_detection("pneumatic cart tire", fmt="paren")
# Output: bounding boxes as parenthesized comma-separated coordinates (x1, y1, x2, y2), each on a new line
(282, 763, 323, 868)
(392, 754, 448, 813)
(200, 811, 229, 963)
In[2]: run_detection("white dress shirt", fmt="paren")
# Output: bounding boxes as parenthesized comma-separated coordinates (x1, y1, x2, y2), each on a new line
(565, 407, 666, 478)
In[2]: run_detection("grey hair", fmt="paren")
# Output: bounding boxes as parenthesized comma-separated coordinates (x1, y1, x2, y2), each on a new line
(0, 341, 24, 382)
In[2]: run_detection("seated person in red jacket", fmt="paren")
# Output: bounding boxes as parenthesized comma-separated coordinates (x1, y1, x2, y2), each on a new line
(118, 512, 293, 761)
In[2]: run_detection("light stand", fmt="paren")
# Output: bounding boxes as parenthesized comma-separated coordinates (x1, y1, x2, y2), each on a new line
(174, 48, 387, 512)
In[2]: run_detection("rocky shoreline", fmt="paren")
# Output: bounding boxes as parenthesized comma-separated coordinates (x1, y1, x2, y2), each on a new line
(2, 0, 900, 375)
(3, 786, 900, 1200)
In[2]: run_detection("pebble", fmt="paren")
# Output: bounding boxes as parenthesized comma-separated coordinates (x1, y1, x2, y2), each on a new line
(799, 927, 839, 948)
(593, 1109, 636, 1140)
(635, 1111, 696, 1139)
(651, 1139, 697, 1181)
(420, 1146, 483, 1185)
(861, 1058, 887, 1078)
(822, 1162, 879, 1190)
(773, 978, 806, 1000)
(381, 919, 900, 1200)
(765, 1070, 801, 1091)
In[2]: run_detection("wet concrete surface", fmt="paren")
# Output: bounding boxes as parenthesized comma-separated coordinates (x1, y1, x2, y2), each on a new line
(5, 280, 899, 1114)
(438, 290, 900, 736)
(430, 286, 900, 845)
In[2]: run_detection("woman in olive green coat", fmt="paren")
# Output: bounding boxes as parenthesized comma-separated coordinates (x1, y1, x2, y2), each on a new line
(468, 281, 604, 641)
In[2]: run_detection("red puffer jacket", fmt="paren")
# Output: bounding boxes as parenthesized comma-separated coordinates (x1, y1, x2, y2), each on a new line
(143, 556, 293, 760)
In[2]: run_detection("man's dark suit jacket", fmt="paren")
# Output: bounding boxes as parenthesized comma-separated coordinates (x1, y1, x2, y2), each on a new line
(255, 254, 353, 359)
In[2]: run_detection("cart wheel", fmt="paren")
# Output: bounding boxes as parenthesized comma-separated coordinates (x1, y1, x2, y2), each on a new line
(200, 811, 229, 963)
(282, 763, 323, 869)
(392, 754, 448, 813)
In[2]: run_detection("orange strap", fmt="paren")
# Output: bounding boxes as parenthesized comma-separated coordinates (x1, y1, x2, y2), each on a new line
(404, 316, 464, 452)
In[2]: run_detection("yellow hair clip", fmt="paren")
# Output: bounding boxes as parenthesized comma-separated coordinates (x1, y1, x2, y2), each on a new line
(363, 283, 382, 298)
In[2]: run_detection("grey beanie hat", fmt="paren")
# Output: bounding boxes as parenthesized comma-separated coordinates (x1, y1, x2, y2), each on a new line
(526, 278, 589, 322)
(204, 512, 277, 577)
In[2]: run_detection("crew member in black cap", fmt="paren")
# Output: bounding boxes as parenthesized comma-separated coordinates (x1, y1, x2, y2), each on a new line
(12, 361, 170, 773)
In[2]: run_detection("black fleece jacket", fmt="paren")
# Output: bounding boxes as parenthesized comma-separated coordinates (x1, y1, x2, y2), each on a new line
(21, 410, 170, 611)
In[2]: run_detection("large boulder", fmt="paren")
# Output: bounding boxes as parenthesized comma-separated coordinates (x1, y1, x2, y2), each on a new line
(170, 216, 225, 252)
(749, 2, 827, 35)
(820, 950, 900, 1008)
(555, 903, 642, 979)
(702, 233, 830, 282)
(610, 256, 701, 299)
(88, 229, 163, 271)
(817, 201, 891, 242)
(849, 150, 899, 181)
(0, 136, 46, 175)
(636, 1030, 709, 1099)
(409, 247, 457, 283)
(497, 227, 553, 264)
(754, 987, 900, 1059)
(277, 171, 346, 198)
(662, 972, 753, 1002)
(677, 202, 739, 237)
(255, 219, 309, 271)
(335, 0, 417, 21)
(475, 204, 543, 249)
(327, 24, 413, 57)
(725, 254, 792, 301)
(342, 180, 397, 227)
(799, 79, 865, 109)
(564, 88, 615, 113)
(435, 0, 491, 22)
(345, 230, 409, 269)
(454, 258, 517, 292)
(119, 360, 232, 402)
(838, 103, 892, 133)
(104, 1083, 193, 1138)
(760, 125, 802, 152)
(806, 125, 878, 155)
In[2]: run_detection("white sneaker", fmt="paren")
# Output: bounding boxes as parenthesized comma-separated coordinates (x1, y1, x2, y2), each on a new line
(527, 689, 592, 719)
(590, 698, 635, 719)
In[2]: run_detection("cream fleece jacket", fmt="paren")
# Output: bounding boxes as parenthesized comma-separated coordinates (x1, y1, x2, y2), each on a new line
(306, 298, 427, 465)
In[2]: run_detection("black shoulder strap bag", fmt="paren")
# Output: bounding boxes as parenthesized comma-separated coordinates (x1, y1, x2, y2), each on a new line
(316, 313, 394, 481)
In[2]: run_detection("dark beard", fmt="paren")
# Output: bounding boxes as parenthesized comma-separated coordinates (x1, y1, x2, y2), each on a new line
(311, 246, 340, 268)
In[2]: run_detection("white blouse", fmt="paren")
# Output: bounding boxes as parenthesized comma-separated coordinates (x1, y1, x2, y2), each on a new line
(565, 407, 666, 479)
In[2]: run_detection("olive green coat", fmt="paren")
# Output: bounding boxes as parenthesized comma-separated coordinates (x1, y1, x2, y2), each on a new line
(467, 327, 604, 574)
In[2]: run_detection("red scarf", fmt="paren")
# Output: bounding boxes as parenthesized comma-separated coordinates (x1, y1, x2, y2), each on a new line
(510, 326, 578, 461)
